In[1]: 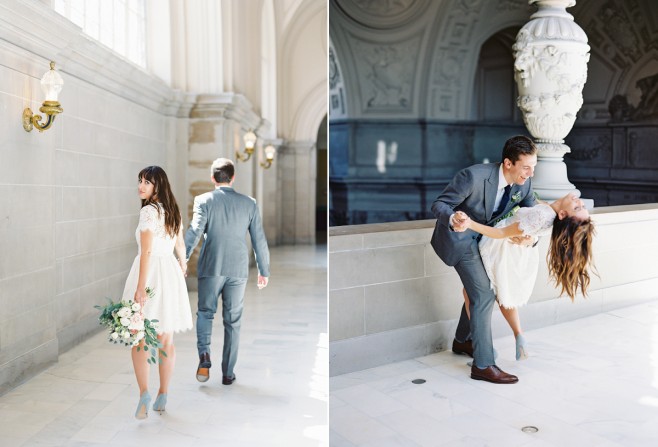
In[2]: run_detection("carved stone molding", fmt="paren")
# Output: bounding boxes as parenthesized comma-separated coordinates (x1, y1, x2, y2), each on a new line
(335, 0, 427, 29)
(568, 135, 610, 161)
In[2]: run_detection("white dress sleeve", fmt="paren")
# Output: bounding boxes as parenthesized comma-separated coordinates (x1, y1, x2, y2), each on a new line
(138, 205, 159, 233)
(516, 205, 555, 237)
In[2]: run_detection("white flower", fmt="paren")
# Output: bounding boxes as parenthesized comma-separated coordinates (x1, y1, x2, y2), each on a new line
(131, 302, 141, 312)
(122, 331, 131, 339)
(117, 307, 131, 318)
(134, 331, 145, 341)
(120, 317, 130, 327)
(129, 313, 145, 331)
(110, 332, 119, 340)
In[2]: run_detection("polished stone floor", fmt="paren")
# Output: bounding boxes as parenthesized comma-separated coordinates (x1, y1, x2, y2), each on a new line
(0, 245, 328, 447)
(330, 300, 658, 447)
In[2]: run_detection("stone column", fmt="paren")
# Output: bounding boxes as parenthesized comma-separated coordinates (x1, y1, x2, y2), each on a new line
(185, 93, 260, 280)
(278, 141, 317, 244)
(513, 0, 590, 201)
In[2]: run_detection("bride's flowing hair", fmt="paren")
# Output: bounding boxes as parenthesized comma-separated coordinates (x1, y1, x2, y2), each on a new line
(138, 166, 181, 238)
(547, 217, 596, 301)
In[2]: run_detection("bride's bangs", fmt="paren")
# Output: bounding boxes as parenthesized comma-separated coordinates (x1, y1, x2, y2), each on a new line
(138, 166, 158, 187)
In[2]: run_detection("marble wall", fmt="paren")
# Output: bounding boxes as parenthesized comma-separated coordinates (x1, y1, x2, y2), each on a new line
(0, 3, 183, 394)
(329, 204, 658, 376)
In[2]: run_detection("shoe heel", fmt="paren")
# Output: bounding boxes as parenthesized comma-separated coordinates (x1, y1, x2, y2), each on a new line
(135, 391, 151, 419)
(516, 334, 528, 361)
(153, 393, 167, 414)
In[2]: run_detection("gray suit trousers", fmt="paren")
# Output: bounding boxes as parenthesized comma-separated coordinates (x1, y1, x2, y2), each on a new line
(453, 239, 497, 368)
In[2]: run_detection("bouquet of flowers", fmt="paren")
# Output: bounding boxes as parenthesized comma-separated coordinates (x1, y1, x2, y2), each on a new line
(95, 287, 165, 364)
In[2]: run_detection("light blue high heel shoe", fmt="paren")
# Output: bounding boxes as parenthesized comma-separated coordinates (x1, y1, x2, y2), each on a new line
(152, 393, 167, 414)
(516, 334, 528, 361)
(135, 391, 151, 419)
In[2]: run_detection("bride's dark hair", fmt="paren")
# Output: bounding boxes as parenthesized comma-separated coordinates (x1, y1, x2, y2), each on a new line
(138, 166, 181, 238)
(547, 216, 596, 301)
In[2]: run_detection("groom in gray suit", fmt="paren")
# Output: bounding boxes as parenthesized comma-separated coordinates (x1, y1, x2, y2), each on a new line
(430, 135, 537, 384)
(185, 158, 270, 385)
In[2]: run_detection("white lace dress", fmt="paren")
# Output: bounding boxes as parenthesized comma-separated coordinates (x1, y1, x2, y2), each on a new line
(479, 204, 556, 309)
(121, 204, 193, 334)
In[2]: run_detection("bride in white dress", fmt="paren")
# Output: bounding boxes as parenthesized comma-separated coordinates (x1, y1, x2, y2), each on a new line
(121, 165, 193, 419)
(457, 192, 595, 360)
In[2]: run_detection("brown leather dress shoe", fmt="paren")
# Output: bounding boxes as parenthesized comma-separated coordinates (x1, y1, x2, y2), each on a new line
(222, 375, 236, 385)
(196, 353, 211, 382)
(470, 365, 518, 384)
(452, 339, 473, 358)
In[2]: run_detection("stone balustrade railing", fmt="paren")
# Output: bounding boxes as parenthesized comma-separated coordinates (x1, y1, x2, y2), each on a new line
(329, 204, 658, 376)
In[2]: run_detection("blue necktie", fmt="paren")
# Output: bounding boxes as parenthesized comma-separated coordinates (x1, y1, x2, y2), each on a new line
(493, 185, 511, 217)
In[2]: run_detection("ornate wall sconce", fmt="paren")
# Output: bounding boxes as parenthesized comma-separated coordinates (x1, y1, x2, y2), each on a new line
(23, 61, 64, 132)
(236, 130, 257, 162)
(260, 144, 276, 169)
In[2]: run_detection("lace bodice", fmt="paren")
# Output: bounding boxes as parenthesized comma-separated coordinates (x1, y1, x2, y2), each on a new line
(136, 204, 176, 256)
(513, 204, 555, 237)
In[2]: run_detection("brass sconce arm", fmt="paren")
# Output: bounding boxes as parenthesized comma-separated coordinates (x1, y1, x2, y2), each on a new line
(23, 101, 63, 132)
(235, 147, 254, 162)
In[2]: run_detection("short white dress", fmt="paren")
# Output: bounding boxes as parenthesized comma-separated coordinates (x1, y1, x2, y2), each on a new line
(121, 204, 193, 334)
(479, 204, 556, 309)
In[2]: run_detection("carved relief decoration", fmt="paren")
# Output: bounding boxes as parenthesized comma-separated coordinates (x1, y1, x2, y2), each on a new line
(567, 134, 610, 162)
(496, 0, 528, 12)
(353, 35, 421, 112)
(428, 1, 482, 118)
(335, 0, 427, 29)
(329, 45, 347, 118)
(329, 46, 341, 90)
(597, 1, 641, 62)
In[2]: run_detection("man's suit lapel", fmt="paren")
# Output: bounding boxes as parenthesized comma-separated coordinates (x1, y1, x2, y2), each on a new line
(484, 164, 499, 221)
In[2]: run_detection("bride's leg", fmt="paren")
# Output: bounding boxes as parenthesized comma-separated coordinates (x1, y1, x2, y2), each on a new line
(498, 305, 527, 360)
(157, 332, 176, 395)
(131, 341, 150, 394)
(132, 341, 151, 418)
(462, 288, 471, 319)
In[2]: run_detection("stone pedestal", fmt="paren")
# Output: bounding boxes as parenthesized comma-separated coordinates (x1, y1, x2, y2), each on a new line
(513, 0, 590, 201)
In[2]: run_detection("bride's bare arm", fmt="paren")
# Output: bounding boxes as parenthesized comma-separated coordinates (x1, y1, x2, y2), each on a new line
(454, 211, 524, 239)
(174, 217, 188, 275)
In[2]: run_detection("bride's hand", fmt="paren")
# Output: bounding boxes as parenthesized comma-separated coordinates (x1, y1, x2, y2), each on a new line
(134, 289, 147, 307)
(453, 211, 471, 230)
(178, 258, 188, 277)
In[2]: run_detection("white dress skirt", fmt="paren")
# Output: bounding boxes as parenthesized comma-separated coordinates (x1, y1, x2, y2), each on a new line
(121, 204, 193, 334)
(478, 204, 555, 309)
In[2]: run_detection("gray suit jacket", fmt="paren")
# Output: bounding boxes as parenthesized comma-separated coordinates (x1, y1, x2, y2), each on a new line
(430, 163, 536, 266)
(185, 186, 270, 279)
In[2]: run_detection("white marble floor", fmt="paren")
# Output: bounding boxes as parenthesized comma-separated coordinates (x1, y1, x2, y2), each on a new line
(0, 245, 328, 447)
(330, 300, 658, 447)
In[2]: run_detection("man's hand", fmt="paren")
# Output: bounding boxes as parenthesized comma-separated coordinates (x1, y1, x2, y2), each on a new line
(508, 235, 534, 246)
(257, 275, 269, 290)
(451, 211, 470, 232)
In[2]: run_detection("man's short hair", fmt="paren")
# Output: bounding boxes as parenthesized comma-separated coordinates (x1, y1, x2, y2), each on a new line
(211, 158, 235, 184)
(502, 135, 537, 163)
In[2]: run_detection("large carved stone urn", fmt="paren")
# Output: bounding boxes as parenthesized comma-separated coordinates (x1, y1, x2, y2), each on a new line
(513, 0, 590, 200)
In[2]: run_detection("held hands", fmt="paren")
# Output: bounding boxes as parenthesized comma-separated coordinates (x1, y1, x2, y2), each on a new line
(257, 275, 269, 290)
(178, 258, 188, 277)
(451, 211, 471, 232)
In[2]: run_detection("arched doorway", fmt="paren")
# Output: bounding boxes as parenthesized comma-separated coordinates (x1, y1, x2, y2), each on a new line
(473, 27, 522, 123)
